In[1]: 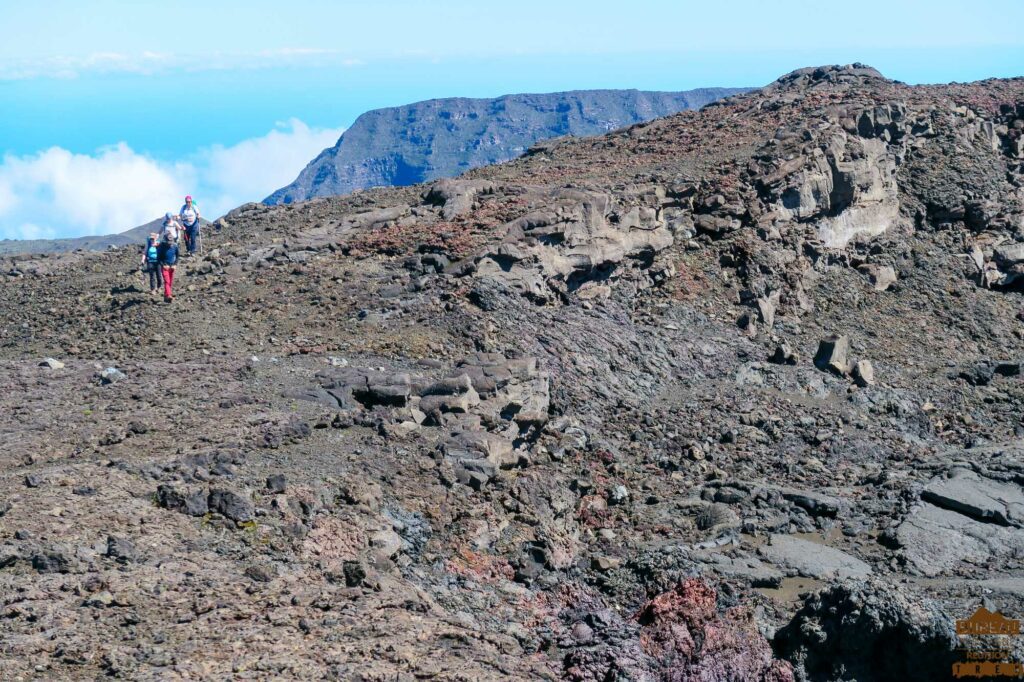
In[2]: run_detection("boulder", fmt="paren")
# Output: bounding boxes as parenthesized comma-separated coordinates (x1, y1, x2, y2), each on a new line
(500, 375, 550, 426)
(695, 503, 738, 530)
(99, 367, 125, 384)
(369, 529, 403, 558)
(814, 335, 852, 376)
(857, 264, 897, 291)
(156, 485, 209, 517)
(769, 344, 798, 365)
(853, 359, 875, 386)
(444, 432, 520, 489)
(265, 474, 287, 494)
(208, 488, 255, 524)
(778, 487, 844, 517)
(418, 388, 481, 419)
(105, 536, 137, 564)
(420, 374, 474, 397)
(31, 549, 73, 574)
(756, 291, 781, 328)
(362, 374, 413, 407)
(423, 179, 496, 219)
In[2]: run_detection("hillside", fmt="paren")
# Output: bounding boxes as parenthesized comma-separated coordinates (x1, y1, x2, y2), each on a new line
(0, 217, 212, 257)
(1, 65, 1023, 680)
(265, 87, 750, 204)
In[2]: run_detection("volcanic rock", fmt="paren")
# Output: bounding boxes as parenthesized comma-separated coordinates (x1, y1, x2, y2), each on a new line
(2, 63, 1024, 679)
(814, 335, 853, 376)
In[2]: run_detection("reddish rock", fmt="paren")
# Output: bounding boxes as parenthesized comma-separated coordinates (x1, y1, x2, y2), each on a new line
(636, 579, 794, 682)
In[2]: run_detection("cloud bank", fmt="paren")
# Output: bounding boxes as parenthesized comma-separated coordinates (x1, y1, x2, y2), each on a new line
(0, 119, 343, 240)
(0, 49, 362, 81)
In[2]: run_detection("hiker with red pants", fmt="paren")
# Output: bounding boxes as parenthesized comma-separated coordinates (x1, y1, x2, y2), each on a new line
(158, 213, 180, 303)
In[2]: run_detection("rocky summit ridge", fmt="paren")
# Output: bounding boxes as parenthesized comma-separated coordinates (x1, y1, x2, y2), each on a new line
(1, 64, 1023, 680)
(264, 87, 750, 205)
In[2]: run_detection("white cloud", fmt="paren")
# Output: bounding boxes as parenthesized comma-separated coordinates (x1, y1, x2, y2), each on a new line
(0, 49, 362, 81)
(196, 119, 343, 216)
(0, 180, 15, 215)
(0, 120, 343, 240)
(0, 51, 178, 80)
(0, 144, 191, 240)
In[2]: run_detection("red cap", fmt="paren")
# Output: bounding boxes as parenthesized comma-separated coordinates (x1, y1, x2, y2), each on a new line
(185, 195, 192, 201)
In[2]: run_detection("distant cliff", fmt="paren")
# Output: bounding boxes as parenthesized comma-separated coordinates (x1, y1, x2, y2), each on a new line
(265, 87, 751, 204)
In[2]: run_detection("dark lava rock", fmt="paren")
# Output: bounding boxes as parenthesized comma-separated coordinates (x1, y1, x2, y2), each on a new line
(208, 488, 255, 523)
(265, 474, 287, 494)
(342, 560, 367, 587)
(156, 484, 209, 517)
(769, 344, 798, 365)
(31, 549, 72, 574)
(774, 581, 957, 681)
(106, 536, 137, 564)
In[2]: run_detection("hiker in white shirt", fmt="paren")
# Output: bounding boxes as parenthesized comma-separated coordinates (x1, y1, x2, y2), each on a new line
(179, 195, 201, 255)
(160, 212, 182, 244)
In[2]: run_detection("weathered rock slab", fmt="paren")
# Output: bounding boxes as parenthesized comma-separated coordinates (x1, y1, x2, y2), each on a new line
(758, 535, 871, 579)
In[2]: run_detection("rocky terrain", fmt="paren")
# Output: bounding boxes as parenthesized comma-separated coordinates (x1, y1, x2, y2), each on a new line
(1, 64, 1023, 680)
(265, 88, 750, 205)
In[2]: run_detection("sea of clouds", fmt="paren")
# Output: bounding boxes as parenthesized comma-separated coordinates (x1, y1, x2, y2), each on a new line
(0, 118, 343, 240)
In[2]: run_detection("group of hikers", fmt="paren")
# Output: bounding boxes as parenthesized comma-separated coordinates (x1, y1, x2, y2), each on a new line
(141, 195, 201, 302)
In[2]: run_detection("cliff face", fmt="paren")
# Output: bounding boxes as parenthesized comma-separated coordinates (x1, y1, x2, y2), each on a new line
(264, 88, 750, 204)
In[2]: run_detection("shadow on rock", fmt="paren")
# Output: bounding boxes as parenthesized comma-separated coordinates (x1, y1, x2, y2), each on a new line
(774, 581, 958, 681)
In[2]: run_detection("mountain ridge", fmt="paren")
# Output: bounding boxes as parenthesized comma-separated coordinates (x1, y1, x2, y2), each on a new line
(265, 87, 752, 204)
(0, 217, 213, 257)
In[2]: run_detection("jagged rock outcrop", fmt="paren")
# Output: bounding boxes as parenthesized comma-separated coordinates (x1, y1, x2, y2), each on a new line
(758, 131, 901, 248)
(473, 185, 673, 303)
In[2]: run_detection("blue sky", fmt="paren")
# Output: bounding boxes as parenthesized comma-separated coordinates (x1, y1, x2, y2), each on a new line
(1, 0, 1022, 240)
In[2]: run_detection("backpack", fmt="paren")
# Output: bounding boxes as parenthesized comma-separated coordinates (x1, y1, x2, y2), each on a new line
(162, 221, 179, 243)
(158, 241, 178, 266)
(146, 244, 159, 263)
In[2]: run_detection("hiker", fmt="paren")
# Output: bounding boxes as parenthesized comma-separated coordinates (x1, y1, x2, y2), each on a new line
(140, 232, 163, 295)
(158, 213, 180, 303)
(179, 195, 201, 255)
(160, 211, 181, 245)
